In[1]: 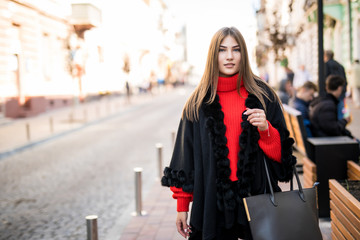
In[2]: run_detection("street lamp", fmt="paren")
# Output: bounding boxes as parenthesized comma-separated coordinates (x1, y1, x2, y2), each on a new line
(318, 0, 325, 97)
(348, 0, 353, 63)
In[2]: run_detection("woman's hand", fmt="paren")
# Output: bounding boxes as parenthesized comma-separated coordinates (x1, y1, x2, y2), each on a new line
(176, 212, 191, 238)
(244, 108, 268, 131)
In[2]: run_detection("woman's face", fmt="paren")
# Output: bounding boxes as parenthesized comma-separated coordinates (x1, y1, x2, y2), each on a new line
(218, 35, 241, 77)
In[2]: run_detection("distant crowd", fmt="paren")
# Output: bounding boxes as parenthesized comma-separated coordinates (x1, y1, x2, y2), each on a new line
(276, 50, 360, 144)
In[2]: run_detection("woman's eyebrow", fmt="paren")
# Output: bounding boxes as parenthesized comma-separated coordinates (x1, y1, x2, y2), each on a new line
(219, 45, 240, 48)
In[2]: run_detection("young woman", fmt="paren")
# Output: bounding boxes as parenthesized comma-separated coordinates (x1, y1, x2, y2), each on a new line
(161, 27, 296, 240)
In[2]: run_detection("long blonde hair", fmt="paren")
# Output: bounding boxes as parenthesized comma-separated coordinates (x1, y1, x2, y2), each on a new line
(183, 26, 279, 121)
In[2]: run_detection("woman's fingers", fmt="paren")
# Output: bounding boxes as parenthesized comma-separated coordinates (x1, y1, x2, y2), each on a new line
(176, 220, 186, 238)
(181, 218, 190, 237)
(245, 108, 268, 131)
(176, 212, 190, 238)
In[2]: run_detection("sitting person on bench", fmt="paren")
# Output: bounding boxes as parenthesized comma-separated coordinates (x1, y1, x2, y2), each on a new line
(289, 81, 318, 137)
(309, 75, 354, 138)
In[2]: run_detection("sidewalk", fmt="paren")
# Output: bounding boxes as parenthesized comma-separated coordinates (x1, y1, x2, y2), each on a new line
(119, 180, 332, 240)
(119, 182, 183, 240)
(0, 92, 156, 160)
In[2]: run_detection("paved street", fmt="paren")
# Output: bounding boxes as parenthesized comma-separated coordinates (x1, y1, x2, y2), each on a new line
(0, 88, 191, 240)
(1, 86, 359, 240)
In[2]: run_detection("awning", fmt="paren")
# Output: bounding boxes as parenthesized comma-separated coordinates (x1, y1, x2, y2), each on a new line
(324, 4, 344, 22)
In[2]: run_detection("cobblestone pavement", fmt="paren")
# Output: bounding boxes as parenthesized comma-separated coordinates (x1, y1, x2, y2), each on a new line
(1, 86, 359, 240)
(0, 87, 191, 240)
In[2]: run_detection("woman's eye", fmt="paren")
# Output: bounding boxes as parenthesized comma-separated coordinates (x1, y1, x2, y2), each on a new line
(234, 49, 240, 52)
(219, 49, 225, 52)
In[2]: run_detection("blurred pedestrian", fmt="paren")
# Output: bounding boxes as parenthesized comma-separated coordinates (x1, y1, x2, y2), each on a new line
(349, 59, 360, 108)
(293, 65, 312, 90)
(277, 78, 295, 104)
(324, 50, 347, 119)
(280, 57, 294, 84)
(161, 27, 296, 240)
(125, 80, 131, 104)
(123, 55, 131, 103)
(289, 81, 318, 137)
(72, 45, 85, 101)
(309, 75, 354, 139)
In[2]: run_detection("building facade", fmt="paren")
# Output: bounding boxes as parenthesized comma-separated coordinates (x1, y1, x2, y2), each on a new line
(256, 0, 360, 88)
(0, 0, 187, 118)
(0, 0, 102, 118)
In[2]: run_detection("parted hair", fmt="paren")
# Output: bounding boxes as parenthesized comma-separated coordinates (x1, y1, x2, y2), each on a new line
(183, 26, 279, 121)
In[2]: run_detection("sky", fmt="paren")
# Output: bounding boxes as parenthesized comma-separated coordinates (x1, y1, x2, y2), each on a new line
(166, 0, 259, 77)
(100, 0, 259, 82)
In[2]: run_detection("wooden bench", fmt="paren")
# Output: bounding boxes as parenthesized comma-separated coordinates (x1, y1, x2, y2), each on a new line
(329, 153, 360, 239)
(329, 179, 360, 240)
(347, 160, 360, 180)
(303, 157, 317, 188)
(282, 104, 311, 173)
(283, 104, 360, 217)
(282, 104, 308, 157)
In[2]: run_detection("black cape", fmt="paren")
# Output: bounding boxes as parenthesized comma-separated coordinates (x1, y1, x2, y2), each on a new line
(161, 86, 296, 239)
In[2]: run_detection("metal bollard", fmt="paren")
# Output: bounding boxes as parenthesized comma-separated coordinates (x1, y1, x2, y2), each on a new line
(86, 215, 98, 240)
(156, 143, 163, 179)
(132, 168, 146, 216)
(26, 123, 30, 141)
(49, 117, 54, 134)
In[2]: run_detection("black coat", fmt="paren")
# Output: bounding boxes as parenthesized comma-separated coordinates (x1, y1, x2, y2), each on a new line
(161, 86, 296, 239)
(309, 93, 351, 137)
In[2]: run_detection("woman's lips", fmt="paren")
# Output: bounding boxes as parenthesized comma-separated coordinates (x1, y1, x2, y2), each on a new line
(224, 63, 235, 68)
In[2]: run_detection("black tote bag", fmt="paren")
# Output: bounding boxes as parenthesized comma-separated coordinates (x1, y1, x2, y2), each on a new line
(243, 159, 323, 240)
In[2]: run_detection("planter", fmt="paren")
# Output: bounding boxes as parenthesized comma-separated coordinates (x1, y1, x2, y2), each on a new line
(303, 160, 359, 188)
(329, 179, 360, 240)
(306, 137, 359, 217)
(347, 161, 360, 180)
(303, 157, 317, 188)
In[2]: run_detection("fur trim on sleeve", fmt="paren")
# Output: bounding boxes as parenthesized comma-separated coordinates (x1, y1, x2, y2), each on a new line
(161, 167, 194, 193)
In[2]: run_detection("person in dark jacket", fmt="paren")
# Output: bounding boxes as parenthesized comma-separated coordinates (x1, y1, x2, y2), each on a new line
(309, 75, 353, 138)
(289, 81, 318, 137)
(161, 27, 296, 240)
(324, 50, 347, 119)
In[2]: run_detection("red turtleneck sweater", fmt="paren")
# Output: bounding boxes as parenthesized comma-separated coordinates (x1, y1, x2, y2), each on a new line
(171, 74, 282, 212)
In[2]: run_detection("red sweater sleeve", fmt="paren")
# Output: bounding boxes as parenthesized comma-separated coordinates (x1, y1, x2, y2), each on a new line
(258, 121, 282, 162)
(170, 186, 193, 212)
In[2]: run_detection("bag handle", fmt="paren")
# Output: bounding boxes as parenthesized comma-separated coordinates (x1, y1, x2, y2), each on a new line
(263, 158, 306, 206)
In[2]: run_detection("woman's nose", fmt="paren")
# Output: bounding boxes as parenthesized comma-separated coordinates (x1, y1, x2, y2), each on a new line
(226, 50, 233, 59)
